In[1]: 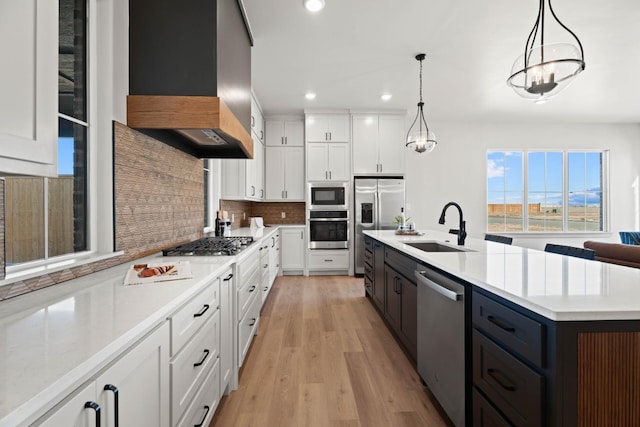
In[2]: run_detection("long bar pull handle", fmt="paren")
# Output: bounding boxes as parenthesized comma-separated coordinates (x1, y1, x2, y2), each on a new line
(285, 136, 288, 145)
(487, 315, 516, 332)
(84, 401, 101, 427)
(194, 406, 211, 427)
(193, 349, 210, 367)
(414, 271, 462, 301)
(103, 384, 119, 427)
(193, 304, 210, 318)
(487, 368, 517, 391)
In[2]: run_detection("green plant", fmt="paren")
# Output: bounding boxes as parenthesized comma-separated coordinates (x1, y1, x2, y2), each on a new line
(394, 215, 411, 224)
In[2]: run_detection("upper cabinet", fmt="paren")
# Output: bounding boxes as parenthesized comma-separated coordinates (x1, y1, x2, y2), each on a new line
(251, 94, 264, 143)
(306, 143, 350, 181)
(0, 0, 58, 177)
(352, 114, 405, 175)
(265, 120, 304, 146)
(305, 114, 349, 143)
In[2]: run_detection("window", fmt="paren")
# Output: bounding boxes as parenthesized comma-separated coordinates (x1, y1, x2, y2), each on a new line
(487, 150, 607, 233)
(2, 0, 88, 266)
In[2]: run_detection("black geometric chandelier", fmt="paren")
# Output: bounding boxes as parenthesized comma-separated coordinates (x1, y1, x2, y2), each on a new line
(406, 54, 437, 154)
(506, 0, 585, 103)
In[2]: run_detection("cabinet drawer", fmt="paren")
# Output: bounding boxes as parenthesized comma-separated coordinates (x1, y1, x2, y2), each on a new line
(238, 266, 260, 320)
(473, 388, 513, 427)
(170, 280, 219, 356)
(308, 251, 349, 270)
(364, 249, 373, 267)
(176, 359, 220, 427)
(473, 330, 544, 427)
(238, 249, 259, 288)
(239, 289, 261, 367)
(171, 310, 220, 425)
(473, 291, 545, 367)
(365, 236, 373, 252)
(364, 274, 372, 296)
(384, 247, 418, 282)
(364, 262, 373, 281)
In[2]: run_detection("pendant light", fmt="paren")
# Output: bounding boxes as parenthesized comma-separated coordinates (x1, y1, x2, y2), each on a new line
(507, 0, 585, 102)
(406, 54, 437, 154)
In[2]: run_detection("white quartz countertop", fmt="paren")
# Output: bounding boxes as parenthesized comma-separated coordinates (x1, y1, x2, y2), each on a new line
(365, 230, 640, 322)
(0, 256, 233, 426)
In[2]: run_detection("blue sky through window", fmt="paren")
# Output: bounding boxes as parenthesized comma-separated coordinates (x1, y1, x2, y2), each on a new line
(58, 137, 74, 175)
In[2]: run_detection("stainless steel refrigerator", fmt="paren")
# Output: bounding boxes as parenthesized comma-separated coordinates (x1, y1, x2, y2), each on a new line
(354, 178, 405, 275)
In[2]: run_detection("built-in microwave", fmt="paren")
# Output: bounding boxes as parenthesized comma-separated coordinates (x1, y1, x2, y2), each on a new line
(308, 182, 348, 210)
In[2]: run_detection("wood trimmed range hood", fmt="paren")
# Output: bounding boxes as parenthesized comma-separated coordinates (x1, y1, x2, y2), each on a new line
(127, 0, 254, 159)
(127, 95, 253, 159)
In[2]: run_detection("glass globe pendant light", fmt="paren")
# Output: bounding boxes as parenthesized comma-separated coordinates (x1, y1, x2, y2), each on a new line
(507, 0, 585, 102)
(406, 54, 437, 154)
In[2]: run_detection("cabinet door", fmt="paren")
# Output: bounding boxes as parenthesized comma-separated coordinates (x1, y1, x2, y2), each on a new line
(251, 95, 264, 142)
(384, 265, 402, 333)
(220, 271, 234, 392)
(284, 120, 304, 146)
(327, 115, 349, 142)
(352, 115, 379, 174)
(372, 242, 385, 312)
(265, 146, 286, 200)
(327, 143, 350, 181)
(378, 115, 405, 174)
(221, 159, 246, 200)
(284, 147, 305, 200)
(255, 141, 264, 200)
(306, 143, 329, 181)
(34, 381, 97, 427)
(399, 276, 417, 360)
(245, 135, 259, 198)
(305, 115, 329, 142)
(281, 228, 305, 270)
(96, 323, 170, 427)
(265, 120, 285, 146)
(0, 0, 58, 177)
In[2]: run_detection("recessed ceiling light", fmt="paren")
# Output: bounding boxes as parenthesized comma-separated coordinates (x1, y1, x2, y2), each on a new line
(304, 0, 325, 12)
(381, 94, 392, 101)
(305, 92, 316, 100)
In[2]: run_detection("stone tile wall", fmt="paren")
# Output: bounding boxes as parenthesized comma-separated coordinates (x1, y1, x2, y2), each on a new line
(219, 200, 306, 228)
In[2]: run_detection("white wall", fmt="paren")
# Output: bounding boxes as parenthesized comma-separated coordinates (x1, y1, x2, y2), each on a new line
(404, 121, 640, 250)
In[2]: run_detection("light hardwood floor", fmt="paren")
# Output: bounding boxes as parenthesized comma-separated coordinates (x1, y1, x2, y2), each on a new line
(210, 275, 449, 427)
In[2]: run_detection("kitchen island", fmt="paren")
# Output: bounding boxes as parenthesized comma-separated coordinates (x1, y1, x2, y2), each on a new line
(364, 230, 640, 427)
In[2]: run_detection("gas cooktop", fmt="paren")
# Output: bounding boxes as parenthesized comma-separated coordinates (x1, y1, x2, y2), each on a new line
(162, 236, 254, 256)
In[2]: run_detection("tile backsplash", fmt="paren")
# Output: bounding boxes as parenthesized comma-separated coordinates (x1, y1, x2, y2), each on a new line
(220, 200, 306, 228)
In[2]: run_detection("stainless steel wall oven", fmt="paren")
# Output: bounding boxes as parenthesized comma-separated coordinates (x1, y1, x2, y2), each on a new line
(308, 210, 349, 249)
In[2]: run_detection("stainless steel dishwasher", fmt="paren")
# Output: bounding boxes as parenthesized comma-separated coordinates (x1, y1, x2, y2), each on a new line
(415, 268, 466, 427)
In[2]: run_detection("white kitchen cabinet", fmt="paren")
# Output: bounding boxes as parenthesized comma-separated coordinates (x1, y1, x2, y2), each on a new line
(265, 120, 304, 146)
(0, 0, 58, 177)
(34, 323, 170, 427)
(259, 240, 270, 305)
(236, 246, 261, 367)
(221, 136, 264, 201)
(269, 232, 281, 285)
(306, 143, 350, 181)
(251, 93, 264, 143)
(281, 227, 305, 273)
(352, 114, 405, 175)
(265, 146, 305, 200)
(305, 114, 349, 143)
(308, 249, 350, 271)
(219, 269, 234, 394)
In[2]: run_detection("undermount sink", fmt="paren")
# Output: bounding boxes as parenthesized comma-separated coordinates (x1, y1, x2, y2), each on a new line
(405, 241, 471, 253)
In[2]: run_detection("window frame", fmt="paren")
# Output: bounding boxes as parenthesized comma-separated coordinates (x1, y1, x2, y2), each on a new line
(1, 0, 120, 283)
(486, 149, 610, 235)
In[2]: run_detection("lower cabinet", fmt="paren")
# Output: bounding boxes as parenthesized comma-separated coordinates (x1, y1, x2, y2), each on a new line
(281, 227, 305, 274)
(35, 322, 170, 427)
(371, 240, 385, 312)
(220, 269, 234, 393)
(307, 249, 349, 272)
(236, 247, 261, 368)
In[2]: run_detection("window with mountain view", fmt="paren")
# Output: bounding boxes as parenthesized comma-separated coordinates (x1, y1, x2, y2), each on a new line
(487, 150, 607, 233)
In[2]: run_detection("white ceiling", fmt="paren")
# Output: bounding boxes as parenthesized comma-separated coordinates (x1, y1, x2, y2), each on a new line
(243, 0, 640, 123)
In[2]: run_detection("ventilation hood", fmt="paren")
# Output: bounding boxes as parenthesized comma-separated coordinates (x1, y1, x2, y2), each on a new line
(127, 95, 253, 159)
(127, 0, 254, 159)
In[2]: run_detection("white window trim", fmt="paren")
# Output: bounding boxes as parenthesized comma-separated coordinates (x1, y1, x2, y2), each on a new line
(486, 149, 610, 235)
(2, 0, 118, 284)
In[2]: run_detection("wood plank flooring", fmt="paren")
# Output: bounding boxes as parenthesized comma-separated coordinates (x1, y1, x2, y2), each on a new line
(210, 275, 449, 427)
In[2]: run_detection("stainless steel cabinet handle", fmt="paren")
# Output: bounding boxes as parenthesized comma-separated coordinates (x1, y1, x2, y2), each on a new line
(281, 136, 284, 144)
(251, 185, 255, 196)
(329, 131, 332, 140)
(104, 385, 119, 427)
(84, 401, 101, 427)
(285, 136, 288, 145)
(325, 132, 328, 141)
(415, 271, 462, 301)
(260, 189, 264, 198)
(379, 163, 382, 172)
(329, 171, 332, 179)
(324, 259, 333, 262)
(260, 130, 264, 140)
(285, 190, 288, 198)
